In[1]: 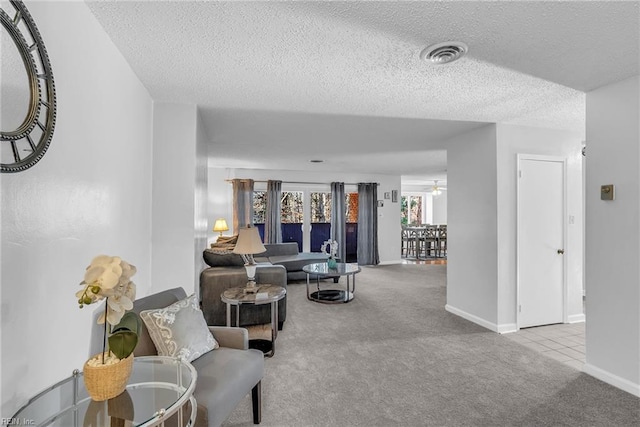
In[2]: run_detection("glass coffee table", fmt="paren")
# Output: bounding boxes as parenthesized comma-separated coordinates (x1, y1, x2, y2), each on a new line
(303, 262, 361, 303)
(11, 356, 197, 426)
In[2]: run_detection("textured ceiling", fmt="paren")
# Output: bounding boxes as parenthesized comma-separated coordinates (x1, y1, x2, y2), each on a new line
(86, 1, 639, 184)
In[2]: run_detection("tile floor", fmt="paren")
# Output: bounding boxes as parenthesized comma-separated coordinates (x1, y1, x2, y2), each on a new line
(503, 322, 586, 371)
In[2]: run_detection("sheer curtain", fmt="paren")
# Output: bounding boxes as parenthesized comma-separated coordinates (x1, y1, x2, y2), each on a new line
(265, 180, 283, 244)
(357, 183, 379, 265)
(330, 182, 346, 261)
(232, 179, 254, 233)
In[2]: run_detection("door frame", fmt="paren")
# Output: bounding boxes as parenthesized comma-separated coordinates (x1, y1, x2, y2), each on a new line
(516, 154, 568, 330)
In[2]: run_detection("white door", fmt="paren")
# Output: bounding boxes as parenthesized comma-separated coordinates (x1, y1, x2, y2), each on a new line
(517, 155, 565, 328)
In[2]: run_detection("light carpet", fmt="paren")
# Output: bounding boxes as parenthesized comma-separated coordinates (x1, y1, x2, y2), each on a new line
(223, 264, 639, 426)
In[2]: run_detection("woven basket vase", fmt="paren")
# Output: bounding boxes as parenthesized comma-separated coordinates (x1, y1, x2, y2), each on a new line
(83, 353, 134, 401)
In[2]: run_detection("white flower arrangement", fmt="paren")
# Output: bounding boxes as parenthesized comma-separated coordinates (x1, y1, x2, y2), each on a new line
(76, 255, 137, 325)
(77, 255, 141, 367)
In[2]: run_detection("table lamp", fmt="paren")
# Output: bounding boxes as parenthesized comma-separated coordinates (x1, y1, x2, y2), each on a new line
(232, 226, 266, 293)
(213, 218, 229, 239)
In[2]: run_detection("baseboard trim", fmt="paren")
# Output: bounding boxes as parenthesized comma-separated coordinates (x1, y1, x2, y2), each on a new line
(379, 260, 404, 265)
(497, 323, 518, 334)
(445, 304, 498, 333)
(583, 363, 640, 397)
(567, 313, 586, 323)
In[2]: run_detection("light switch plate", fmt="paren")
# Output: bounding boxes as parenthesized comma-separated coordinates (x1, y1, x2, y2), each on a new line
(601, 184, 615, 200)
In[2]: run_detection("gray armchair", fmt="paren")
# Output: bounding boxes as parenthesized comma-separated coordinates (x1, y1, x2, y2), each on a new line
(90, 287, 264, 426)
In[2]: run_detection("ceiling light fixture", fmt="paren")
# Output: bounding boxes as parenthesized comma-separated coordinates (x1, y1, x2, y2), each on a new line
(420, 41, 468, 64)
(432, 180, 442, 196)
(310, 159, 324, 163)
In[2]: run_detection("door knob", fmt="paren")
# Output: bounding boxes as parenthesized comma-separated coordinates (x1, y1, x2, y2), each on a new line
(557, 249, 565, 254)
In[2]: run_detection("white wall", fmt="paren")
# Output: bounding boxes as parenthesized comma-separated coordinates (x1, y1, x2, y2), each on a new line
(495, 124, 584, 330)
(151, 103, 202, 294)
(206, 168, 234, 244)
(446, 123, 584, 333)
(194, 112, 210, 293)
(432, 191, 447, 224)
(584, 75, 639, 396)
(398, 189, 448, 225)
(400, 191, 431, 225)
(0, 2, 153, 416)
(207, 168, 402, 263)
(446, 125, 499, 327)
(425, 193, 434, 224)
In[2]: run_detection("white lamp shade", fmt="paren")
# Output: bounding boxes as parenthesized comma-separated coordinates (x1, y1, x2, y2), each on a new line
(232, 226, 266, 255)
(213, 218, 229, 232)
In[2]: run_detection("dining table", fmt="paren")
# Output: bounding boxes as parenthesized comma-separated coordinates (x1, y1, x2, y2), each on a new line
(402, 225, 444, 259)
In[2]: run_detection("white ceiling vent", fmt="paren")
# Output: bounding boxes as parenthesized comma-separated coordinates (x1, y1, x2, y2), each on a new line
(420, 41, 468, 64)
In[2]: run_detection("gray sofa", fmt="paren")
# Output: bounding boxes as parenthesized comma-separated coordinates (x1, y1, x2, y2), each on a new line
(256, 242, 329, 281)
(199, 243, 331, 330)
(201, 250, 288, 329)
(91, 287, 264, 427)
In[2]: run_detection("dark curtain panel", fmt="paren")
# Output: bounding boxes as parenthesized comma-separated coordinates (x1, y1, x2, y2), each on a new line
(265, 180, 283, 244)
(232, 179, 254, 233)
(357, 183, 379, 265)
(330, 182, 346, 261)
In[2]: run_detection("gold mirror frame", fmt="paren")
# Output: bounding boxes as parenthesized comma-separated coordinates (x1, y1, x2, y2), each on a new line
(1, 0, 56, 173)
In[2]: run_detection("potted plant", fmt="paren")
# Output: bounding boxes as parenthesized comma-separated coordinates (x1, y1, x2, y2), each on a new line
(76, 255, 141, 401)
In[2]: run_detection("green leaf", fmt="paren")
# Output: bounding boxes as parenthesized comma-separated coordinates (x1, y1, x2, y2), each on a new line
(108, 312, 141, 359)
(108, 330, 138, 359)
(111, 312, 141, 336)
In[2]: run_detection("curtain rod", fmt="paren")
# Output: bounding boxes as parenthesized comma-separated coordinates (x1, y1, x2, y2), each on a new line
(226, 179, 379, 186)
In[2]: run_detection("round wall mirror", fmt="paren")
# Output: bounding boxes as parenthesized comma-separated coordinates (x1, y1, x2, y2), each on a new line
(1, 1, 56, 173)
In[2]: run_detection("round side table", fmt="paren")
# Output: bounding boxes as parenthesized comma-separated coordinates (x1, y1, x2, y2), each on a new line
(11, 356, 197, 427)
(221, 284, 286, 357)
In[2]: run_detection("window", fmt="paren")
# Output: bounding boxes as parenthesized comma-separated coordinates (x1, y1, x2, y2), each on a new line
(345, 193, 358, 262)
(281, 192, 304, 223)
(310, 192, 332, 252)
(253, 191, 266, 224)
(281, 192, 304, 250)
(401, 195, 423, 226)
(346, 193, 358, 223)
(310, 192, 331, 223)
(252, 187, 357, 260)
(253, 191, 304, 249)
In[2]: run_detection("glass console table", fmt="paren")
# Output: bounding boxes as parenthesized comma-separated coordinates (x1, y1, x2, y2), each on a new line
(10, 356, 197, 427)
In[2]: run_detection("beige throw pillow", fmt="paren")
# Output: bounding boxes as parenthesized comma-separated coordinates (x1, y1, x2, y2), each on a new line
(140, 294, 218, 362)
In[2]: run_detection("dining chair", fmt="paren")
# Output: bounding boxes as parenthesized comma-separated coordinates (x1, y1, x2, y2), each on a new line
(436, 225, 447, 258)
(402, 227, 416, 258)
(420, 226, 438, 258)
